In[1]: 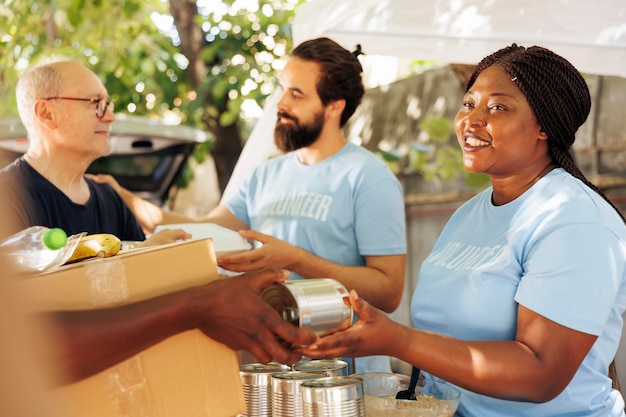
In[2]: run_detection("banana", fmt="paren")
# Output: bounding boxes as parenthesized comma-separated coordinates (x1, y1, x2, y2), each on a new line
(66, 233, 122, 264)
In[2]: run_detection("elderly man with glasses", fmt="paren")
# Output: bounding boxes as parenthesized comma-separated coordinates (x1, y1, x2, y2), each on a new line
(0, 59, 186, 245)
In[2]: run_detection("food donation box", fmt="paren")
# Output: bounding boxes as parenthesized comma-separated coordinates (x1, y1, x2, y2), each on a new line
(15, 238, 246, 417)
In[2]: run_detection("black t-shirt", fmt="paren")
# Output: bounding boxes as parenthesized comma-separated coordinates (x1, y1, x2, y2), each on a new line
(0, 158, 145, 241)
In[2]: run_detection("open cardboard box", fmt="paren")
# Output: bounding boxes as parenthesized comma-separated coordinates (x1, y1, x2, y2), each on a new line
(15, 238, 246, 417)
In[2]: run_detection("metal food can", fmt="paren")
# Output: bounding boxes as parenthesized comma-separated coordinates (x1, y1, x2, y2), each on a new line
(240, 362, 291, 417)
(300, 376, 365, 417)
(294, 359, 348, 377)
(261, 278, 353, 336)
(271, 371, 324, 417)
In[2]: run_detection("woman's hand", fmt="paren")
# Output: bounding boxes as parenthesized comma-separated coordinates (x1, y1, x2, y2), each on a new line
(301, 290, 405, 359)
(217, 229, 301, 272)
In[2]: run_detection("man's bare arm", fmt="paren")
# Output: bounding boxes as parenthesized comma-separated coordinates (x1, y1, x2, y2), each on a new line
(42, 270, 316, 385)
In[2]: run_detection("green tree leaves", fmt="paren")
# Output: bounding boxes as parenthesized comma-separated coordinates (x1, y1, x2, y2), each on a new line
(0, 0, 303, 193)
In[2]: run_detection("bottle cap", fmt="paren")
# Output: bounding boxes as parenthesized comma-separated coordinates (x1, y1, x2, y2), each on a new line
(43, 228, 67, 250)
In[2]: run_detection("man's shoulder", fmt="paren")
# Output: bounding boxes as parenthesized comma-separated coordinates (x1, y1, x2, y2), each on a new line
(340, 143, 397, 177)
(0, 158, 33, 191)
(341, 142, 386, 164)
(0, 158, 24, 178)
(254, 151, 292, 173)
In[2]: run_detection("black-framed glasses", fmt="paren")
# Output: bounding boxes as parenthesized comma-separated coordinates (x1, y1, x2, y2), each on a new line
(44, 96, 114, 118)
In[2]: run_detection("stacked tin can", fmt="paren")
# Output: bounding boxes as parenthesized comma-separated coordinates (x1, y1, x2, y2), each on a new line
(241, 365, 363, 417)
(294, 358, 348, 377)
(239, 279, 358, 416)
(300, 376, 365, 417)
(267, 359, 348, 417)
(270, 371, 322, 417)
(239, 363, 290, 417)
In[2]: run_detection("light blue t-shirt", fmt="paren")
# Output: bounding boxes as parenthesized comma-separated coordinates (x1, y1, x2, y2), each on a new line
(412, 168, 626, 416)
(224, 142, 407, 373)
(224, 142, 407, 280)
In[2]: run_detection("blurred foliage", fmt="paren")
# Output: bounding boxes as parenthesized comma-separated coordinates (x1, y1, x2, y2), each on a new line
(407, 59, 442, 76)
(408, 116, 460, 182)
(186, 0, 300, 133)
(0, 0, 303, 195)
(0, 0, 301, 121)
(0, 0, 185, 117)
(378, 115, 489, 189)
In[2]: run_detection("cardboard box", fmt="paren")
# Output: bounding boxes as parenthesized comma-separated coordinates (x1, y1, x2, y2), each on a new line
(15, 238, 246, 417)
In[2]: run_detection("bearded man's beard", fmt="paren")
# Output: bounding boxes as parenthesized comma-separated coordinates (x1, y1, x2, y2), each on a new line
(274, 110, 325, 153)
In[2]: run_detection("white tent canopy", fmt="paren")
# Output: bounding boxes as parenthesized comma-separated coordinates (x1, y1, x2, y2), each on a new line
(292, 0, 626, 78)
(223, 0, 626, 200)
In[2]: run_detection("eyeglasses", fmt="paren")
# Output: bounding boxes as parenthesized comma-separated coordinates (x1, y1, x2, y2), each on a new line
(44, 97, 115, 119)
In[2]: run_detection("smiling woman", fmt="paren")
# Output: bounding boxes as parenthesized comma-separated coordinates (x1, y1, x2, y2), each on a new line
(455, 64, 552, 205)
(301, 43, 626, 417)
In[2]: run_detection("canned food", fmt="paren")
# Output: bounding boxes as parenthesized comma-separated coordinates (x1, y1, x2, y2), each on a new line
(240, 363, 291, 417)
(271, 371, 324, 417)
(262, 278, 353, 336)
(300, 376, 365, 417)
(294, 359, 348, 377)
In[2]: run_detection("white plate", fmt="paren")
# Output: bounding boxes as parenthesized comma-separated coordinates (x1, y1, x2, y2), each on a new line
(154, 223, 251, 257)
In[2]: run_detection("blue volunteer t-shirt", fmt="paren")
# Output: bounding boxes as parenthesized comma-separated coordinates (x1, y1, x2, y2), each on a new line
(224, 142, 407, 280)
(412, 168, 626, 416)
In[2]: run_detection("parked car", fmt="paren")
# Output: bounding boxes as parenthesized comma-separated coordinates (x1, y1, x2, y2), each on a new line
(0, 114, 213, 205)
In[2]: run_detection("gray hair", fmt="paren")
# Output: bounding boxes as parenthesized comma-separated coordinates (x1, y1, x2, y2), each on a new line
(16, 58, 69, 131)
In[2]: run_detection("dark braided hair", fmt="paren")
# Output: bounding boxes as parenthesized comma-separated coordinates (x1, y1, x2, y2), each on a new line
(291, 37, 365, 127)
(467, 44, 625, 222)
